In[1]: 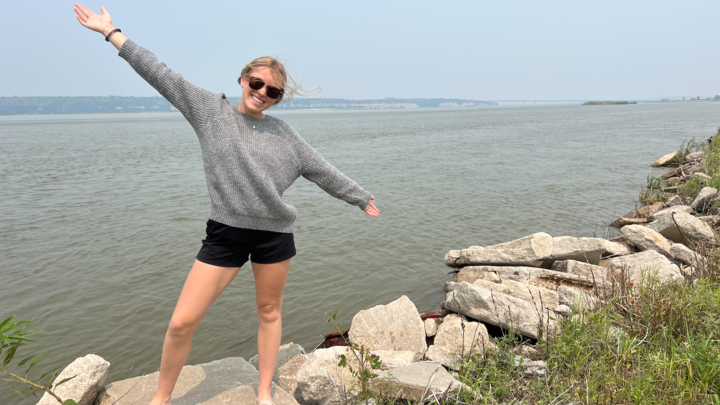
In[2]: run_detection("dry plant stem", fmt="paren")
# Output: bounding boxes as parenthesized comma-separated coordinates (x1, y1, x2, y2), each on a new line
(0, 364, 63, 404)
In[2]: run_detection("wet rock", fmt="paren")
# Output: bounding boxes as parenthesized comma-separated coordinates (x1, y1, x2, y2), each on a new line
(98, 357, 297, 405)
(666, 195, 684, 206)
(425, 314, 494, 368)
(249, 342, 306, 384)
(442, 281, 559, 340)
(374, 362, 464, 401)
(648, 205, 693, 221)
(38, 354, 109, 405)
(647, 210, 717, 246)
(514, 356, 548, 377)
(473, 279, 560, 310)
(445, 232, 553, 267)
(651, 151, 677, 167)
(600, 250, 683, 285)
(620, 225, 673, 258)
(348, 295, 427, 355)
(424, 318, 438, 337)
(552, 260, 609, 281)
(541, 236, 606, 267)
(690, 187, 719, 211)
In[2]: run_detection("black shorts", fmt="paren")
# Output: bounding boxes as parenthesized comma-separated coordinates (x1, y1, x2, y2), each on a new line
(196, 219, 296, 268)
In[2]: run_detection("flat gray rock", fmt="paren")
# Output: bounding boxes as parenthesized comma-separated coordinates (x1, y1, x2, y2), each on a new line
(552, 260, 609, 281)
(647, 210, 716, 246)
(97, 357, 298, 405)
(648, 205, 692, 222)
(374, 362, 463, 400)
(541, 236, 606, 267)
(600, 250, 683, 286)
(249, 342, 306, 384)
(445, 232, 553, 267)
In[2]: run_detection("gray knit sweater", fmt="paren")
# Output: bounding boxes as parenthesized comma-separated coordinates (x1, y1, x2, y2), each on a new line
(119, 40, 372, 233)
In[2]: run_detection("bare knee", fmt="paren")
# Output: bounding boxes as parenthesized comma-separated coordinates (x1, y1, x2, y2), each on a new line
(257, 303, 281, 324)
(167, 317, 198, 338)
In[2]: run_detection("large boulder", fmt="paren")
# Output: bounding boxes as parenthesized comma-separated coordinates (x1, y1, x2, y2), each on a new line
(600, 250, 683, 286)
(38, 354, 109, 405)
(647, 210, 716, 246)
(249, 343, 306, 384)
(278, 354, 307, 404)
(620, 225, 673, 258)
(669, 244, 706, 267)
(425, 314, 493, 368)
(686, 151, 704, 162)
(373, 362, 464, 401)
(473, 279, 559, 311)
(445, 232, 553, 267)
(541, 236, 606, 267)
(292, 347, 356, 405)
(369, 350, 420, 366)
(690, 187, 718, 211)
(348, 295, 426, 356)
(442, 281, 559, 340)
(552, 260, 608, 281)
(648, 205, 692, 221)
(453, 266, 601, 292)
(651, 151, 677, 167)
(97, 357, 298, 405)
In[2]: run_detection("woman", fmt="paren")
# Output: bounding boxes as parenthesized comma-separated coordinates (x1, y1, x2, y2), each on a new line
(74, 4, 379, 405)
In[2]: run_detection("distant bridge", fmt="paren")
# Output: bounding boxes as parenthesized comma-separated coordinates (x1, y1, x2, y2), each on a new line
(492, 100, 589, 105)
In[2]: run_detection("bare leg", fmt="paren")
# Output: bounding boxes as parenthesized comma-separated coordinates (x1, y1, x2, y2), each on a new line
(149, 260, 241, 405)
(252, 259, 290, 402)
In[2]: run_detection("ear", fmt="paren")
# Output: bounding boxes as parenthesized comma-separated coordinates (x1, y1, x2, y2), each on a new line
(237, 76, 245, 88)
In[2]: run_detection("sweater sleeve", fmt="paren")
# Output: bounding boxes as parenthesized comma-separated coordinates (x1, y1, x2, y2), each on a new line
(118, 40, 220, 129)
(292, 134, 372, 210)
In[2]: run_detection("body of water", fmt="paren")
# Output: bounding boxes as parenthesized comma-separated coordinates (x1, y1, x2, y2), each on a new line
(1, 103, 719, 403)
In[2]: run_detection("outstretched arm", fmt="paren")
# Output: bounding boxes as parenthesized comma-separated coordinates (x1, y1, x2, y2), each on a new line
(73, 4, 220, 129)
(74, 4, 126, 50)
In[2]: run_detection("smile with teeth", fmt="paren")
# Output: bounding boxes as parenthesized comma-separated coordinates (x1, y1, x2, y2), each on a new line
(251, 94, 266, 105)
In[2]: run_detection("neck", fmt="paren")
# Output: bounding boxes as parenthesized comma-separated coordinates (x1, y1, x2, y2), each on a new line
(237, 104, 266, 119)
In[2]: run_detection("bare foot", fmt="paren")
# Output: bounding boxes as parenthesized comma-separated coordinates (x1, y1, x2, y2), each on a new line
(148, 394, 171, 405)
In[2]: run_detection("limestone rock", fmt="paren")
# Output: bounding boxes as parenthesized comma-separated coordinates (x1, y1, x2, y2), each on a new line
(374, 362, 463, 400)
(552, 260, 609, 281)
(599, 239, 633, 257)
(541, 236, 606, 267)
(556, 285, 602, 311)
(686, 151, 704, 162)
(445, 232, 553, 267)
(666, 195, 684, 206)
(660, 163, 690, 180)
(648, 205, 693, 222)
(669, 243, 706, 267)
(294, 347, 357, 405)
(473, 279, 560, 310)
(514, 356, 548, 377)
(348, 295, 426, 355)
(600, 250, 683, 285)
(278, 354, 307, 404)
(424, 318, 438, 337)
(620, 225, 673, 258)
(690, 187, 719, 211)
(38, 354, 109, 405)
(647, 210, 716, 246)
(452, 266, 602, 294)
(442, 282, 559, 340)
(555, 304, 571, 316)
(369, 350, 420, 366)
(666, 177, 681, 186)
(249, 342, 306, 384)
(425, 314, 493, 368)
(651, 151, 677, 167)
(97, 357, 298, 405)
(612, 217, 649, 228)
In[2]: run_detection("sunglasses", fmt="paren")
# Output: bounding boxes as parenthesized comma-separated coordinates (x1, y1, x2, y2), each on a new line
(246, 76, 284, 100)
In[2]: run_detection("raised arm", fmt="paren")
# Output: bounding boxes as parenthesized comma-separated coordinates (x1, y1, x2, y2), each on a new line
(74, 4, 219, 129)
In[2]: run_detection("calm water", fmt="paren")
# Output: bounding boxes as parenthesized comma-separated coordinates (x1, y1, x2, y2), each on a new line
(1, 103, 719, 402)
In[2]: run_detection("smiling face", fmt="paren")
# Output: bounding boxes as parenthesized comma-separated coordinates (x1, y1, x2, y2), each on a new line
(238, 66, 281, 119)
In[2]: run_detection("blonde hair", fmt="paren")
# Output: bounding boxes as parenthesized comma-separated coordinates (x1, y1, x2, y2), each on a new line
(238, 57, 318, 104)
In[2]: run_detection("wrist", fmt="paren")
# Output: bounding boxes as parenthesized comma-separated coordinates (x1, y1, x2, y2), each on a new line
(101, 25, 116, 37)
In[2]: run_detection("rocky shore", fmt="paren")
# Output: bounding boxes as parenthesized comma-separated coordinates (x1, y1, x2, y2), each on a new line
(37, 148, 717, 405)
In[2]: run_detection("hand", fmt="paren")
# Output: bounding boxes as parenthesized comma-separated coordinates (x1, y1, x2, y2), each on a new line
(74, 4, 114, 36)
(363, 196, 379, 218)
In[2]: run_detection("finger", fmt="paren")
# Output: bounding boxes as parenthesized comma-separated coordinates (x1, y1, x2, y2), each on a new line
(370, 195, 375, 200)
(100, 6, 110, 16)
(75, 15, 87, 26)
(77, 4, 95, 17)
(73, 6, 87, 20)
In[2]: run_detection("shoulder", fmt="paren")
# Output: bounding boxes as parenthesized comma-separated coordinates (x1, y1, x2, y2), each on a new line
(264, 115, 304, 141)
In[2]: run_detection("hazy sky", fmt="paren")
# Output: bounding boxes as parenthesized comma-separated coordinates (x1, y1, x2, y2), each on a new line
(2, 1, 719, 100)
